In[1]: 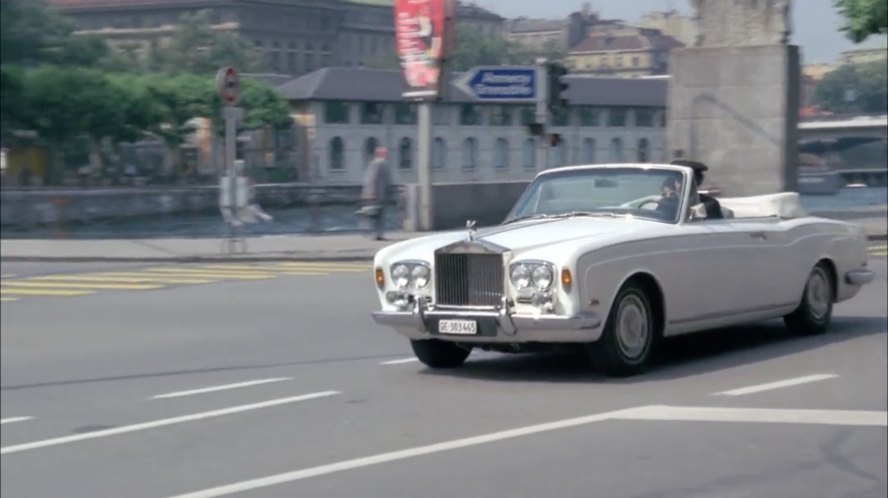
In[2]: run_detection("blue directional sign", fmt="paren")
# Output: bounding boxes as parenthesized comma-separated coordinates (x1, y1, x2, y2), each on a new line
(455, 66, 537, 102)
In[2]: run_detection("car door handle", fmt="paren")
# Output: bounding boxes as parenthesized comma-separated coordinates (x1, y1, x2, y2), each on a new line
(749, 231, 768, 240)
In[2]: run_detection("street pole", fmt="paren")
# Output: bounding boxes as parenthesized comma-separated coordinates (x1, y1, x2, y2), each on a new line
(224, 106, 239, 210)
(417, 101, 433, 231)
(535, 58, 549, 170)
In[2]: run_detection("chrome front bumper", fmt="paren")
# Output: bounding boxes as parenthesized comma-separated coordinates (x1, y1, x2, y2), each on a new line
(846, 269, 876, 285)
(370, 297, 603, 343)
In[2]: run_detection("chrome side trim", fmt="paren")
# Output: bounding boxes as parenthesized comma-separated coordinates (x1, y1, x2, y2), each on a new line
(845, 269, 875, 286)
(668, 301, 798, 326)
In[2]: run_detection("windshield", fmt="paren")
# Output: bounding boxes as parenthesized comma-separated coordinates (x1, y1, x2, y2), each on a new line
(504, 167, 688, 224)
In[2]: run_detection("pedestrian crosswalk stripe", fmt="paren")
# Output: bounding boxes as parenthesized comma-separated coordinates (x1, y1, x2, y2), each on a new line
(1, 281, 164, 291)
(277, 262, 368, 271)
(27, 275, 217, 284)
(139, 269, 274, 279)
(0, 288, 95, 297)
(196, 265, 326, 275)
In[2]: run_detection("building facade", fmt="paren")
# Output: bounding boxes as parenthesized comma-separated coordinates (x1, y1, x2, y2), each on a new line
(637, 10, 697, 47)
(566, 26, 684, 77)
(47, 0, 504, 76)
(278, 68, 668, 185)
(838, 47, 888, 66)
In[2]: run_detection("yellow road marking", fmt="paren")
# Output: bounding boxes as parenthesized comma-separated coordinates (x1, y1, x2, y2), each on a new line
(197, 265, 326, 275)
(277, 262, 369, 270)
(870, 250, 888, 257)
(27, 275, 216, 284)
(870, 245, 887, 251)
(1, 281, 163, 291)
(0, 289, 95, 297)
(139, 269, 273, 280)
(0, 297, 18, 302)
(0, 274, 16, 279)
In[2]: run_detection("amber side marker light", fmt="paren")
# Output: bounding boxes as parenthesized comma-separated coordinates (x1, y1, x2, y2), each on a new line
(561, 268, 572, 290)
(375, 267, 385, 288)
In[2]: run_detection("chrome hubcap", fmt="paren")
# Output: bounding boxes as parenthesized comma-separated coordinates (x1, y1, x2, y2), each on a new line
(616, 294, 649, 360)
(807, 268, 831, 320)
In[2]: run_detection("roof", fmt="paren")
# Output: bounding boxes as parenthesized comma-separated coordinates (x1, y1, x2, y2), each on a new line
(276, 67, 668, 107)
(47, 0, 223, 8)
(570, 31, 684, 53)
(505, 18, 565, 34)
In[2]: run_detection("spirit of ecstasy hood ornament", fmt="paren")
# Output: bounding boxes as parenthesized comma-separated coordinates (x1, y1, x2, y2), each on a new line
(466, 219, 477, 240)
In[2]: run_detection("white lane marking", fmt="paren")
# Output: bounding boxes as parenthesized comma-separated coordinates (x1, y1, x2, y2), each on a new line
(152, 378, 293, 399)
(380, 358, 419, 365)
(166, 402, 888, 498)
(615, 405, 888, 427)
(0, 417, 33, 425)
(0, 391, 340, 455)
(713, 373, 839, 396)
(166, 406, 645, 498)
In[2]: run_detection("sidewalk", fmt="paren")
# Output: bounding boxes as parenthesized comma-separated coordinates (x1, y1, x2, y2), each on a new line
(1, 216, 885, 263)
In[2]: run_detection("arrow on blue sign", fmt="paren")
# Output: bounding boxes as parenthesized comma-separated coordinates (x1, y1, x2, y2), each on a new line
(454, 66, 537, 102)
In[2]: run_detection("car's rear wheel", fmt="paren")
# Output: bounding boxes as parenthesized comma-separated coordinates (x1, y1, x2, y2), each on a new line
(784, 262, 834, 335)
(589, 282, 657, 377)
(410, 339, 471, 368)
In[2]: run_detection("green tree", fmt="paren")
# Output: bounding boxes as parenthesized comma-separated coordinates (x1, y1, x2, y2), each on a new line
(148, 10, 262, 75)
(450, 26, 525, 71)
(813, 59, 888, 114)
(834, 0, 888, 43)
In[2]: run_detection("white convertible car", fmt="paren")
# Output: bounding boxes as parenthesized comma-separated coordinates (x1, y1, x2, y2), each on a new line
(370, 163, 875, 376)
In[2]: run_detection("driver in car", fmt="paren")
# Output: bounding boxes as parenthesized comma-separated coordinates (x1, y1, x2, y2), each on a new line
(670, 159, 723, 220)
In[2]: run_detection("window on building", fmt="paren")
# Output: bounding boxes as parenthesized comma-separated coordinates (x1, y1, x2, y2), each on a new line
(433, 138, 447, 169)
(552, 107, 570, 127)
(632, 56, 640, 67)
(394, 103, 417, 125)
(361, 102, 383, 124)
(520, 107, 535, 125)
(608, 108, 627, 127)
(459, 104, 481, 126)
(490, 106, 512, 126)
(494, 138, 509, 169)
(637, 138, 650, 163)
(364, 137, 378, 165)
(582, 138, 596, 163)
(635, 107, 656, 127)
(609, 138, 623, 162)
(578, 107, 600, 127)
(549, 139, 567, 168)
(324, 101, 350, 124)
(523, 138, 536, 169)
(329, 137, 345, 170)
(462, 138, 478, 169)
(399, 137, 412, 169)
(288, 52, 297, 71)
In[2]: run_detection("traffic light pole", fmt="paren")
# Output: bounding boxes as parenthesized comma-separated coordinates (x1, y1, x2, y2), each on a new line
(535, 58, 549, 170)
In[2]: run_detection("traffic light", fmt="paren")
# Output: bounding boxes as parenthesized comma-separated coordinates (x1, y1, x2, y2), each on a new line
(547, 62, 569, 112)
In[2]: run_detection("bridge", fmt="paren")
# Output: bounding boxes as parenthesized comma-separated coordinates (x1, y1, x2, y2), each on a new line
(798, 115, 887, 188)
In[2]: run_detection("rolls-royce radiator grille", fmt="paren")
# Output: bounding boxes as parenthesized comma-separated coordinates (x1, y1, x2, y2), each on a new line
(434, 253, 504, 307)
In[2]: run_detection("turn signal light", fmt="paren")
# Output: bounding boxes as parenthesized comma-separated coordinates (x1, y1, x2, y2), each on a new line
(561, 268, 572, 290)
(375, 267, 385, 288)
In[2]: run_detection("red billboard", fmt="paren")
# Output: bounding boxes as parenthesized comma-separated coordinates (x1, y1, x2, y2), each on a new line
(394, 0, 456, 100)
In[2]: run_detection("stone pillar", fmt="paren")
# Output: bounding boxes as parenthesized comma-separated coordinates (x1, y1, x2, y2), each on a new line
(668, 0, 800, 196)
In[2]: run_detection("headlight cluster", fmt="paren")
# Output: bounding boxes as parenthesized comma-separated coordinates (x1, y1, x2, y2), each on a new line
(390, 261, 431, 289)
(510, 261, 554, 291)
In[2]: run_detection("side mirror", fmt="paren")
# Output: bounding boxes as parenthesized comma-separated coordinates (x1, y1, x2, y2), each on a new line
(689, 203, 708, 221)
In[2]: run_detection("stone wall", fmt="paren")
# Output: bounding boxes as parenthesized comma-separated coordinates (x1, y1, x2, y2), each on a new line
(402, 181, 532, 231)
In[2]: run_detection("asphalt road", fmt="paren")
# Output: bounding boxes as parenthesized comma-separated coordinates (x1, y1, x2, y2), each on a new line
(1, 250, 886, 498)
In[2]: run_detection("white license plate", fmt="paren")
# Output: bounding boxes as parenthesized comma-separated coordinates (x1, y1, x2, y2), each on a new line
(439, 319, 477, 335)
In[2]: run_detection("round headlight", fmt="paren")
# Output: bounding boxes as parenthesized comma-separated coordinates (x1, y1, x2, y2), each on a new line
(411, 264, 430, 288)
(392, 264, 410, 288)
(532, 265, 554, 290)
(510, 264, 530, 289)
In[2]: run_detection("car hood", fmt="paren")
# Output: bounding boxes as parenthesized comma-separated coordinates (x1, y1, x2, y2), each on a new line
(382, 216, 665, 262)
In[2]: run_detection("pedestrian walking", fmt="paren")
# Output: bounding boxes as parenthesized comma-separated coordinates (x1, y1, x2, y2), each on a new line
(361, 146, 392, 241)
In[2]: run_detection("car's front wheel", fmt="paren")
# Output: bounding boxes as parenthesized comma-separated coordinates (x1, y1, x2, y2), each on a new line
(410, 339, 471, 368)
(784, 262, 834, 335)
(589, 282, 657, 377)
